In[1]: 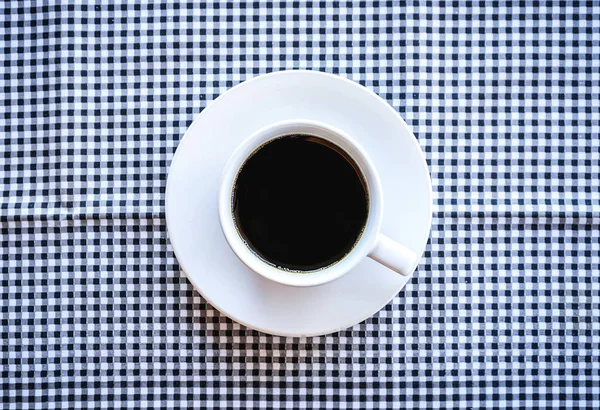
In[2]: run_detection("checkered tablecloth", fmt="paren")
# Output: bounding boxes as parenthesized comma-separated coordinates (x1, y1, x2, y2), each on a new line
(2, 1, 599, 408)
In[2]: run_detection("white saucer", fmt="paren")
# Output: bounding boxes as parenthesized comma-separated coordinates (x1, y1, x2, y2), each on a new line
(166, 71, 432, 337)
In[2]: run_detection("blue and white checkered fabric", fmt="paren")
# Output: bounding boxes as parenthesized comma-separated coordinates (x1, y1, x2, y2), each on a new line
(1, 1, 599, 408)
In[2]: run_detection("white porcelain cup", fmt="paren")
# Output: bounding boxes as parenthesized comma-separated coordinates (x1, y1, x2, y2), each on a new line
(218, 119, 419, 287)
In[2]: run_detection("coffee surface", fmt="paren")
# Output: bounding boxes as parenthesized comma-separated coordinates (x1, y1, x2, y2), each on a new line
(233, 134, 368, 271)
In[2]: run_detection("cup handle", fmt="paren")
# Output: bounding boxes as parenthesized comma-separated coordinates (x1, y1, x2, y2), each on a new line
(368, 234, 419, 276)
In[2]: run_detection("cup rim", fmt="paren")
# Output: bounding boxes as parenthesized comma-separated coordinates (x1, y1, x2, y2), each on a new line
(218, 119, 384, 287)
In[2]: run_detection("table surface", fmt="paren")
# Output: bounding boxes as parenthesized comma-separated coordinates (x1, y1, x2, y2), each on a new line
(2, 1, 599, 408)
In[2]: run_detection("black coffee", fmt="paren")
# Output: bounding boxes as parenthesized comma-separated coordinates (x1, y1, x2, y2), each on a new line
(232, 134, 369, 272)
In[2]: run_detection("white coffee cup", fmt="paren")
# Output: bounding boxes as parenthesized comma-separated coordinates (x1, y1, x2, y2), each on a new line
(218, 119, 419, 287)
